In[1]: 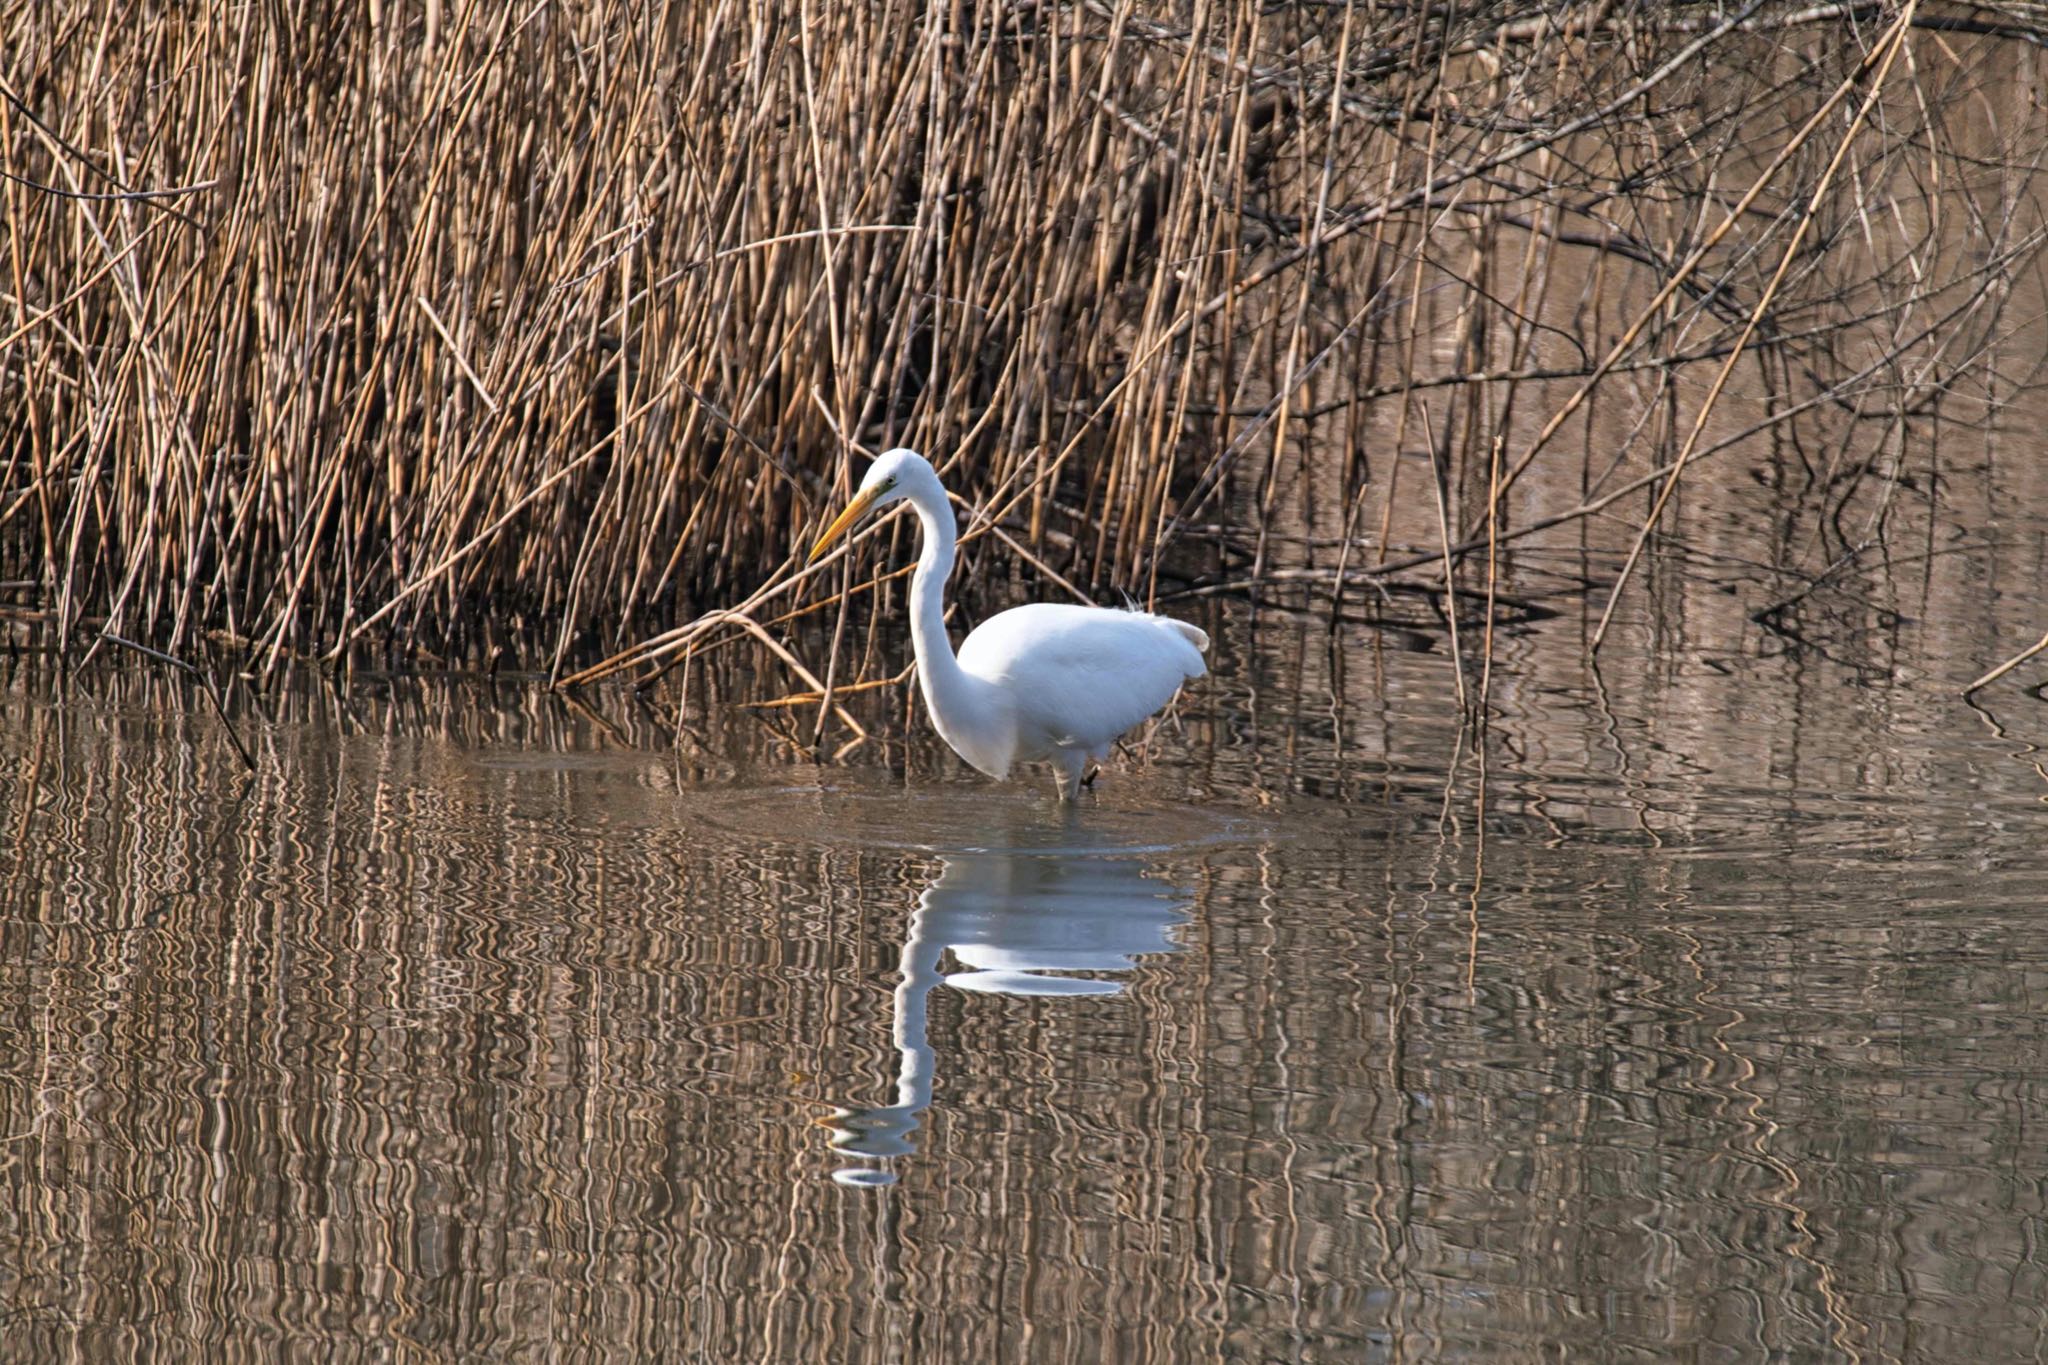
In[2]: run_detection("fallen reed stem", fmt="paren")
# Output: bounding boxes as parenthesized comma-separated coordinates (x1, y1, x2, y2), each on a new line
(96, 633, 257, 772)
(1962, 631, 2048, 698)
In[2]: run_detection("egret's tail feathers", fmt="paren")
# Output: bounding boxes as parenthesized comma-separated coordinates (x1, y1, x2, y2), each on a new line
(1110, 601, 1210, 673)
(1152, 615, 1208, 678)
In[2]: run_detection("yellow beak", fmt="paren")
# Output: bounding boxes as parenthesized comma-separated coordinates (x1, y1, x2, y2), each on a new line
(809, 485, 882, 562)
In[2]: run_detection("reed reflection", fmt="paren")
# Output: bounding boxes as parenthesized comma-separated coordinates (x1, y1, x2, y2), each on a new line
(825, 823, 1191, 1187)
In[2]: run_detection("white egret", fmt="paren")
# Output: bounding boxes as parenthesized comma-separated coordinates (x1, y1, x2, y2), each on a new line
(809, 449, 1208, 800)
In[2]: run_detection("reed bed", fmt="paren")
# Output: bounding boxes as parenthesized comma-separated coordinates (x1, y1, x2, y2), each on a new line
(4, 2, 2045, 707)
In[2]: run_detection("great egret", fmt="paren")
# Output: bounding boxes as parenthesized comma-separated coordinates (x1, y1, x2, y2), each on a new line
(809, 448, 1208, 800)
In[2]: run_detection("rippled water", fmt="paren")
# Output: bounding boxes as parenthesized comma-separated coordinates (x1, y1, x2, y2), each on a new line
(3, 599, 2047, 1361)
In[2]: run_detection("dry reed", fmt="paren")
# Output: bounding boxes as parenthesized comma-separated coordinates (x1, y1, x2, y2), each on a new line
(5, 2, 2046, 709)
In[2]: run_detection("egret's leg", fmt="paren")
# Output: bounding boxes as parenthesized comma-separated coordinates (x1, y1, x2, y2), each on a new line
(1052, 750, 1087, 802)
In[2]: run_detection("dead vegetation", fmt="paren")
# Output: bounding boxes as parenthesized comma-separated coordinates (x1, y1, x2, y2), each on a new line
(4, 2, 2046, 712)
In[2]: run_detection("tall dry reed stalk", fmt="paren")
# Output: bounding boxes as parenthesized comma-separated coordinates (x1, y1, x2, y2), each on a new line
(4, 3, 2044, 706)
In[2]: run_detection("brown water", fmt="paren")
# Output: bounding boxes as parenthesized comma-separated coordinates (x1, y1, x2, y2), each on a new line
(3, 589, 2046, 1364)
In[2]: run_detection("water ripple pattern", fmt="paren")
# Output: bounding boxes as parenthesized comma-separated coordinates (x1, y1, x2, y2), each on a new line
(2, 632, 2046, 1361)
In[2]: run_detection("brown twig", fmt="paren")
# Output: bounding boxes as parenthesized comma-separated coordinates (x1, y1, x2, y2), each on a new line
(1962, 630, 2048, 697)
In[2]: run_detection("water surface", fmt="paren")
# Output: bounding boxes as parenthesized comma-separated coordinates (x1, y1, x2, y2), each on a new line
(2, 606, 2046, 1361)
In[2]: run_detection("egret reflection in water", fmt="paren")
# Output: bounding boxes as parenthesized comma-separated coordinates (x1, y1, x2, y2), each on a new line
(825, 824, 1192, 1187)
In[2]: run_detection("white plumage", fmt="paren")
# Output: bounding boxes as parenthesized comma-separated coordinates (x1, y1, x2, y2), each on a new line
(810, 449, 1208, 800)
(956, 604, 1206, 769)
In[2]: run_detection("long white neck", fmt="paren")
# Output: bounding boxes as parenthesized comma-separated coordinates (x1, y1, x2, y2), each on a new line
(906, 488, 977, 723)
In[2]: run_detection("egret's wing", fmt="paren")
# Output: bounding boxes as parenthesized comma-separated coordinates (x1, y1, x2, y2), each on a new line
(957, 604, 1206, 754)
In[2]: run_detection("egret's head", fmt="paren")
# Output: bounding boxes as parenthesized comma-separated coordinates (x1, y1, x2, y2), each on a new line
(809, 448, 935, 560)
